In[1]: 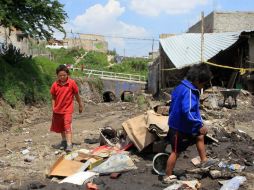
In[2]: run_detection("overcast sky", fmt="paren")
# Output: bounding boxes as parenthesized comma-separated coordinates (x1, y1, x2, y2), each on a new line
(57, 0, 254, 57)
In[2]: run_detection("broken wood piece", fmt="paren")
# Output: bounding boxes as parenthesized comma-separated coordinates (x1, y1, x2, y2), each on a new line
(206, 134, 219, 143)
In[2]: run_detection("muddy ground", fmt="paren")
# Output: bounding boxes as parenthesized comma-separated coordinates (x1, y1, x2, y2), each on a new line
(0, 91, 254, 190)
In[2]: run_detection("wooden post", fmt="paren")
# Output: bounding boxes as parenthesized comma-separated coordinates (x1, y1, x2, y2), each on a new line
(201, 11, 204, 63)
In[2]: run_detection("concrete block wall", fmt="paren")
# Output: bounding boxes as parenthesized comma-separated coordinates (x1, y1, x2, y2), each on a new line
(187, 12, 214, 33)
(214, 12, 254, 32)
(188, 11, 254, 33)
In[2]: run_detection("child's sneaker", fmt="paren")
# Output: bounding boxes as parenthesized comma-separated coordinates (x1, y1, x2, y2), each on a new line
(162, 175, 177, 184)
(52, 140, 67, 150)
(65, 144, 73, 153)
(200, 158, 218, 168)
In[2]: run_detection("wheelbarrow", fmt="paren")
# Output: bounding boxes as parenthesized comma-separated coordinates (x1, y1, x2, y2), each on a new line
(220, 89, 241, 108)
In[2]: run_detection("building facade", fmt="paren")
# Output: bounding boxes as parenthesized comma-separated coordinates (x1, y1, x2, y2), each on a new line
(64, 34, 108, 53)
(188, 11, 254, 33)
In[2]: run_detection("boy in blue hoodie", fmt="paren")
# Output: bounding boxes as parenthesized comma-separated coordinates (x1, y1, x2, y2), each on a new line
(164, 63, 216, 183)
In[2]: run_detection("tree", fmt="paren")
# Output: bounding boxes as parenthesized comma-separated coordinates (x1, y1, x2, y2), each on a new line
(0, 0, 67, 39)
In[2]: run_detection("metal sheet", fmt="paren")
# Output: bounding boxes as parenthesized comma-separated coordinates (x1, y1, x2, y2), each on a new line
(160, 32, 241, 68)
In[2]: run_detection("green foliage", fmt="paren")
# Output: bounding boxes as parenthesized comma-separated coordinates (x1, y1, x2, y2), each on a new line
(123, 92, 134, 102)
(107, 57, 149, 76)
(79, 51, 109, 69)
(95, 43, 103, 50)
(0, 45, 56, 107)
(48, 48, 148, 77)
(50, 48, 86, 65)
(108, 49, 117, 56)
(136, 94, 148, 109)
(0, 0, 67, 39)
(0, 44, 29, 65)
(86, 77, 104, 94)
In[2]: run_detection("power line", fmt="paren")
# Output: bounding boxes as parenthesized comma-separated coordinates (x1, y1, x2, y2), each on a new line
(65, 31, 159, 41)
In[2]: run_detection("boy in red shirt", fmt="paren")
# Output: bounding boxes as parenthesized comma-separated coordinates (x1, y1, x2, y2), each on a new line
(50, 65, 83, 152)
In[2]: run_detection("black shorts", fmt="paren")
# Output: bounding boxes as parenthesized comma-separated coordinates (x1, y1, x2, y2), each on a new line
(166, 128, 197, 153)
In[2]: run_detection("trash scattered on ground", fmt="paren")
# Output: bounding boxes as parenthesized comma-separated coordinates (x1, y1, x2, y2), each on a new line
(21, 149, 30, 155)
(24, 155, 35, 162)
(153, 153, 169, 175)
(220, 176, 246, 190)
(59, 171, 98, 185)
(92, 153, 137, 174)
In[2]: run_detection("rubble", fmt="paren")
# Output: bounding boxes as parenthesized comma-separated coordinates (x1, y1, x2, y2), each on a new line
(0, 88, 253, 190)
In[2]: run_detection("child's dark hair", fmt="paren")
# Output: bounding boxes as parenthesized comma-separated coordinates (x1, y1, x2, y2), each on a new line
(186, 63, 212, 83)
(56, 65, 70, 75)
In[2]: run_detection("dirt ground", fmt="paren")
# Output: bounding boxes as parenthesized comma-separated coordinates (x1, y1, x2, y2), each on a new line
(0, 91, 254, 190)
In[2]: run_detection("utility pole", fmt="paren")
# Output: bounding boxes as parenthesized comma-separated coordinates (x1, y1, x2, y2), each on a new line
(201, 11, 204, 63)
(151, 38, 154, 60)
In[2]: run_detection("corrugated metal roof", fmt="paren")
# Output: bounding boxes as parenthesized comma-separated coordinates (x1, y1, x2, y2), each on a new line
(159, 32, 241, 68)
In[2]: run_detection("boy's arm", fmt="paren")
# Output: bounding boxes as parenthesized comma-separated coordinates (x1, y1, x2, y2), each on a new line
(51, 95, 56, 111)
(75, 93, 83, 113)
(181, 90, 203, 130)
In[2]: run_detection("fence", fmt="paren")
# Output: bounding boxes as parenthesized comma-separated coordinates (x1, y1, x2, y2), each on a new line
(72, 68, 147, 82)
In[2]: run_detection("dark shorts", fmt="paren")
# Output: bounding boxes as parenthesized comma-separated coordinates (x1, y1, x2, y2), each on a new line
(166, 128, 197, 153)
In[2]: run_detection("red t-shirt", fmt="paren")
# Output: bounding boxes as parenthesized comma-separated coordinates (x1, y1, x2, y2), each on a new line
(50, 78, 79, 114)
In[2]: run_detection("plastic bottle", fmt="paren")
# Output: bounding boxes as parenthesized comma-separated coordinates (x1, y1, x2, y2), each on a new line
(220, 176, 246, 190)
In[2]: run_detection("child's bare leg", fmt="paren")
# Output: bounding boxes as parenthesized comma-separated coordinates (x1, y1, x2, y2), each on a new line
(61, 132, 66, 141)
(65, 132, 72, 145)
(196, 135, 207, 162)
(166, 152, 178, 176)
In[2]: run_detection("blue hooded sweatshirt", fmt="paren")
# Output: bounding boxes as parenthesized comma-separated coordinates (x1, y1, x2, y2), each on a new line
(168, 79, 203, 135)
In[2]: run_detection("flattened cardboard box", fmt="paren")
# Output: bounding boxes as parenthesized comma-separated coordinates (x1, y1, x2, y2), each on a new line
(49, 155, 84, 177)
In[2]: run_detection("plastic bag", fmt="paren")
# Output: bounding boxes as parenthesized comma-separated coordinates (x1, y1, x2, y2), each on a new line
(220, 176, 246, 190)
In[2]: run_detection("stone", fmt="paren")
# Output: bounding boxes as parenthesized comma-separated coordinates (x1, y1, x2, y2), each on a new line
(191, 156, 201, 166)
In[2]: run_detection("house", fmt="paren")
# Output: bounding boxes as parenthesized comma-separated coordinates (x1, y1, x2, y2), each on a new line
(0, 26, 29, 54)
(64, 34, 108, 53)
(0, 26, 51, 58)
(148, 11, 254, 95)
(46, 39, 68, 49)
(188, 11, 254, 33)
(159, 31, 254, 91)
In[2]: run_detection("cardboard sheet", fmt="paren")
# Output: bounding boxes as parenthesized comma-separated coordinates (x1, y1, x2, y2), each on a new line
(49, 155, 84, 177)
(122, 114, 156, 151)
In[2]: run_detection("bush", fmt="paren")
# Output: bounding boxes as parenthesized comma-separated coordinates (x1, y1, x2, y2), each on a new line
(50, 48, 86, 65)
(0, 45, 57, 107)
(79, 51, 108, 69)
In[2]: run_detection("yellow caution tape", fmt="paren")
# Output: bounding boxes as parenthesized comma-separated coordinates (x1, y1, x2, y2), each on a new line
(161, 61, 254, 75)
(204, 61, 254, 75)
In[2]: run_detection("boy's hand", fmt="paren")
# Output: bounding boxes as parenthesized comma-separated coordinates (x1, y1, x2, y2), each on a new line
(199, 126, 208, 135)
(79, 104, 84, 113)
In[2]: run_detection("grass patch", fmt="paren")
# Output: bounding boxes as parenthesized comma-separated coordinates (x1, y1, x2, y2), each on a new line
(0, 45, 58, 107)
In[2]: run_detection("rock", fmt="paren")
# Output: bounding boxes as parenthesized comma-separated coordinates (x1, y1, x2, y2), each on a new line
(191, 156, 201, 166)
(24, 119, 32, 124)
(24, 155, 35, 162)
(210, 170, 222, 179)
(156, 106, 169, 116)
(21, 149, 30, 155)
(187, 168, 209, 174)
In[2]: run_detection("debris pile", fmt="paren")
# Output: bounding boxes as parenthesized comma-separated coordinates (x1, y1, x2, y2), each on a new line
(1, 87, 252, 190)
